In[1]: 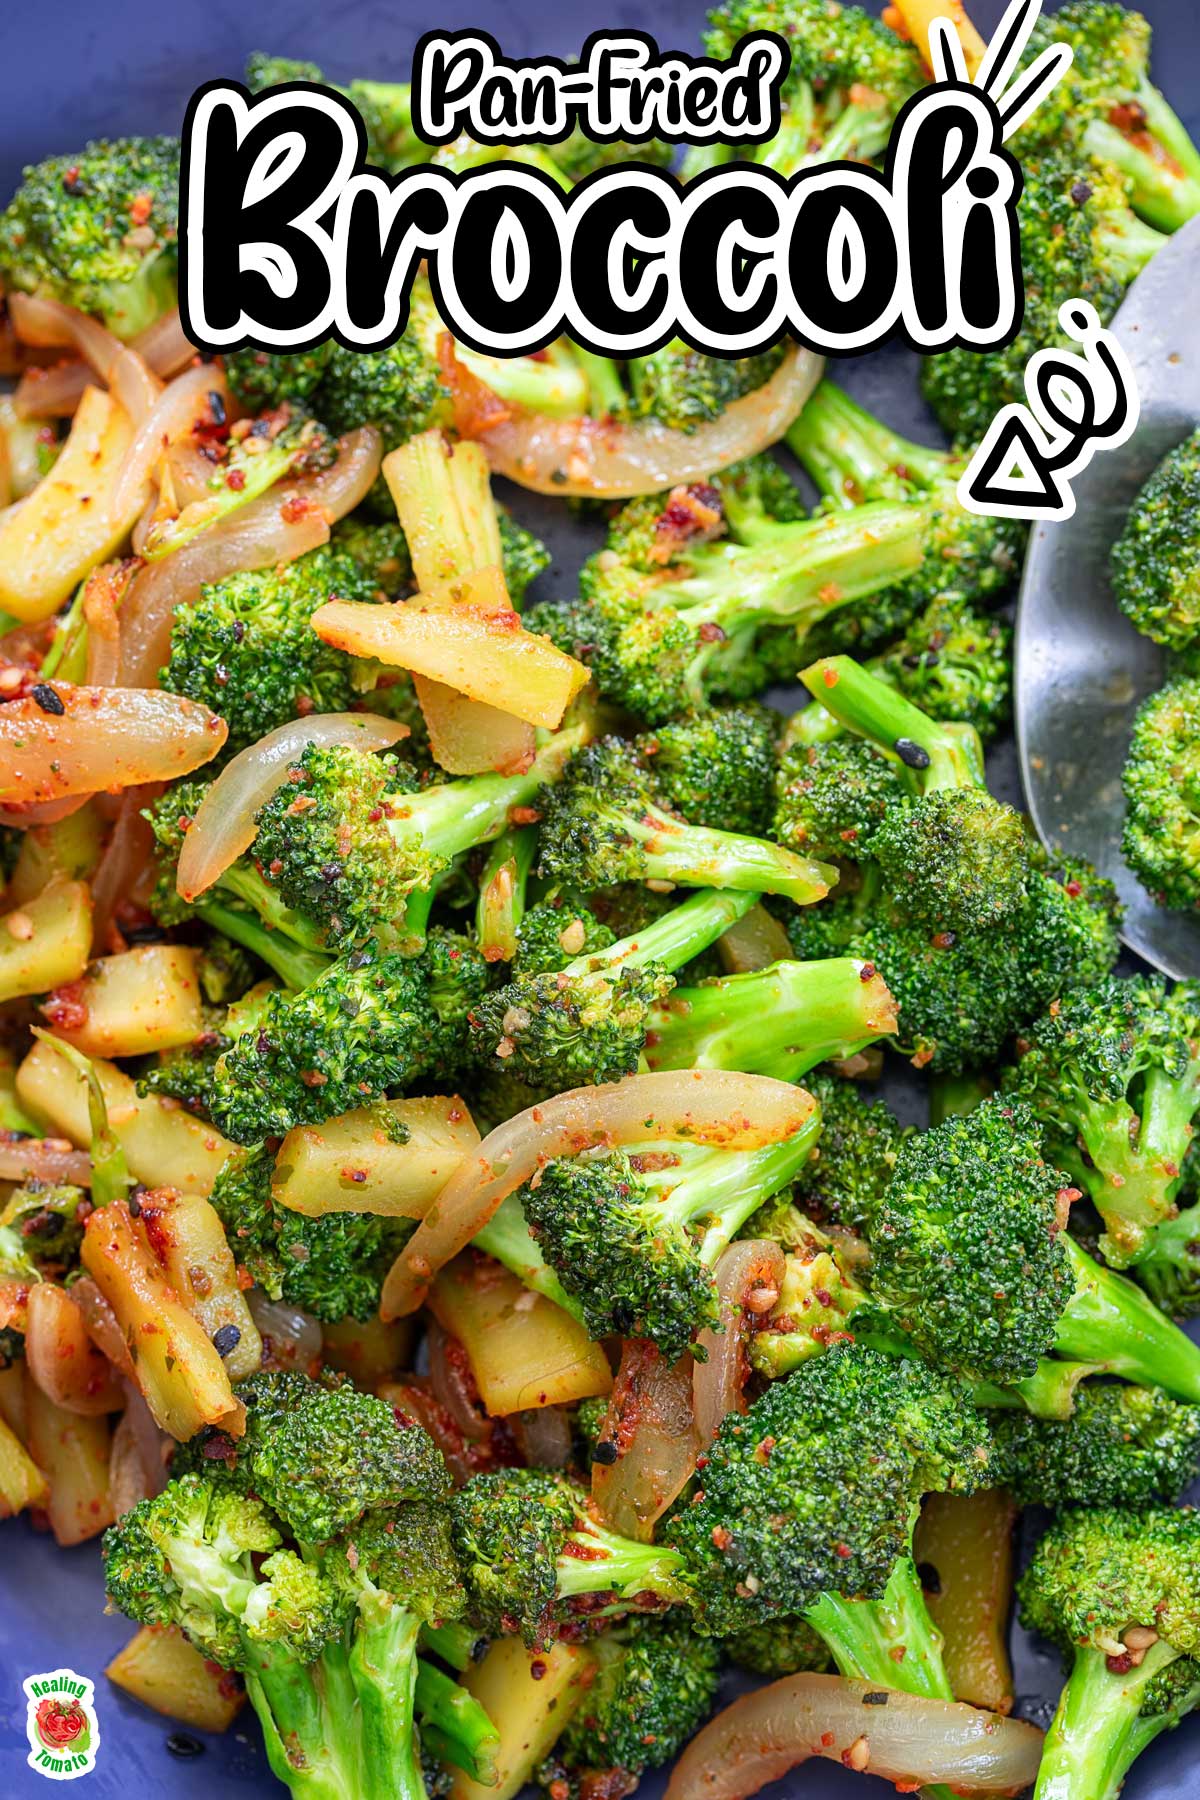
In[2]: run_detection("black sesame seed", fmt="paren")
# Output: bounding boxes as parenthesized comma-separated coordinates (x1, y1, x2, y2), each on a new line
(862, 1690, 889, 1705)
(30, 683, 65, 716)
(212, 1324, 241, 1357)
(592, 1439, 618, 1465)
(207, 390, 227, 426)
(165, 1732, 204, 1758)
(894, 737, 931, 770)
(917, 1560, 941, 1595)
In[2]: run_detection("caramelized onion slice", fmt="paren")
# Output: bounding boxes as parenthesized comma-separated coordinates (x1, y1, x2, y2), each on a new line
(380, 1071, 816, 1319)
(475, 346, 822, 497)
(176, 712, 408, 903)
(0, 1133, 92, 1186)
(592, 1339, 698, 1541)
(692, 1239, 785, 1447)
(117, 426, 382, 688)
(113, 362, 225, 517)
(8, 292, 161, 428)
(665, 1675, 1044, 1800)
(0, 686, 227, 805)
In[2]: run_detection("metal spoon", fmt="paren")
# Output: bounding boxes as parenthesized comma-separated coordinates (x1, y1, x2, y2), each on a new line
(1016, 216, 1200, 978)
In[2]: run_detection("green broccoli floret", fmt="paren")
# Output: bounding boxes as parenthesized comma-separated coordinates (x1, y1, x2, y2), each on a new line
(634, 706, 781, 835)
(788, 1072, 907, 1232)
(139, 981, 276, 1119)
(1111, 430, 1200, 647)
(1123, 676, 1200, 912)
(801, 656, 1030, 933)
(873, 599, 1013, 743)
(1019, 1, 1200, 233)
(787, 382, 1024, 622)
(0, 1182, 87, 1282)
(208, 1143, 410, 1321)
(210, 931, 487, 1142)
(518, 1121, 820, 1360)
(772, 736, 905, 862)
(870, 1097, 1200, 1401)
(1018, 1507, 1200, 1800)
(664, 1342, 989, 1707)
(922, 145, 1167, 445)
(1002, 976, 1200, 1266)
(537, 736, 835, 908)
(511, 891, 617, 979)
(714, 453, 808, 540)
(990, 1383, 1200, 1508)
(0, 136, 179, 338)
(529, 485, 929, 722)
(452, 1469, 692, 1650)
(743, 1206, 870, 1378)
(160, 546, 384, 754)
(642, 954, 899, 1081)
(1133, 1200, 1200, 1320)
(696, 0, 921, 175)
(246, 52, 426, 173)
(538, 1615, 719, 1797)
(319, 275, 452, 466)
(221, 343, 334, 412)
(723, 1615, 832, 1678)
(626, 344, 788, 432)
(469, 887, 758, 1089)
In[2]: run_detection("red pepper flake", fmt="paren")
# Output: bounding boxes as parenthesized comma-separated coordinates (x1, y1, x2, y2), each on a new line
(835, 1541, 852, 1559)
(822, 666, 839, 687)
(40, 981, 88, 1034)
(226, 467, 246, 491)
(710, 1525, 733, 1551)
(280, 494, 311, 523)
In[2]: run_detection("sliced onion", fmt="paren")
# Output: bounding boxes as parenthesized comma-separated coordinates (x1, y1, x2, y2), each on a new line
(24, 1280, 124, 1415)
(8, 292, 162, 428)
(665, 1675, 1044, 1800)
(512, 1403, 572, 1469)
(117, 426, 382, 688)
(109, 1395, 169, 1516)
(592, 1340, 698, 1540)
(474, 346, 822, 497)
(90, 786, 161, 954)
(380, 1071, 817, 1320)
(176, 712, 408, 903)
(113, 363, 225, 518)
(69, 1276, 136, 1377)
(0, 686, 227, 805)
(133, 309, 195, 378)
(0, 1133, 92, 1186)
(693, 1240, 785, 1447)
(166, 439, 221, 507)
(0, 793, 91, 829)
(15, 311, 196, 421)
(245, 1290, 323, 1371)
(427, 1319, 490, 1442)
(81, 560, 133, 687)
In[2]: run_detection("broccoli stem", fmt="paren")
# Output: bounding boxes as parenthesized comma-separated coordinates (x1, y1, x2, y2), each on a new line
(414, 1656, 500, 1784)
(194, 899, 331, 993)
(804, 1555, 953, 1699)
(582, 887, 759, 980)
(1065, 1051, 1200, 1266)
(1055, 1234, 1200, 1402)
(472, 1192, 584, 1321)
(554, 1521, 691, 1607)
(928, 1071, 993, 1125)
(644, 957, 897, 1081)
(788, 380, 950, 505)
(476, 827, 536, 963)
(245, 1639, 362, 1800)
(574, 348, 628, 419)
(1132, 1200, 1200, 1317)
(1032, 1639, 1191, 1800)
(390, 726, 586, 867)
(605, 805, 834, 908)
(754, 88, 816, 174)
(349, 1607, 427, 1800)
(647, 1127, 824, 1266)
(418, 1619, 488, 1674)
(972, 1359, 1105, 1422)
(801, 655, 983, 790)
(1084, 97, 1200, 235)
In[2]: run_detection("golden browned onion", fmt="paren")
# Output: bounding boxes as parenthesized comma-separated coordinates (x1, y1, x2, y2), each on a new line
(692, 1238, 786, 1447)
(474, 345, 822, 497)
(0, 686, 227, 805)
(591, 1340, 698, 1541)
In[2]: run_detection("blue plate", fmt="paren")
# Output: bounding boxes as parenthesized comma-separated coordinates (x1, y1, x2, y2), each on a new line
(1, 1, 1199, 1795)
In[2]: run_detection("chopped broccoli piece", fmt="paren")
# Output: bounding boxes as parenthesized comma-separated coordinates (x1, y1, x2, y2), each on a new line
(1111, 430, 1200, 647)
(635, 705, 781, 836)
(990, 1382, 1200, 1508)
(1123, 676, 1200, 911)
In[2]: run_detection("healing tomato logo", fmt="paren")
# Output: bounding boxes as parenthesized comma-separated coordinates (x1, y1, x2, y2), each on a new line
(23, 1669, 100, 1780)
(34, 1697, 87, 1750)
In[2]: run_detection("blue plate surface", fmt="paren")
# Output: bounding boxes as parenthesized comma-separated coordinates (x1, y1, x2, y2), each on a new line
(1, 2, 1198, 1795)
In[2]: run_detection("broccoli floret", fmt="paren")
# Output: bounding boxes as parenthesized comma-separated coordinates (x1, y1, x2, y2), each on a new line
(319, 275, 452, 466)
(519, 1121, 820, 1360)
(0, 136, 179, 338)
(922, 145, 1167, 445)
(210, 932, 487, 1142)
(714, 454, 808, 539)
(1123, 676, 1200, 911)
(744, 1207, 870, 1378)
(772, 736, 905, 862)
(873, 598, 1013, 744)
(539, 1615, 720, 1796)
(1018, 1507, 1200, 1800)
(221, 343, 334, 412)
(511, 891, 617, 979)
(801, 656, 1030, 933)
(1133, 1200, 1200, 1319)
(451, 1469, 691, 1650)
(161, 546, 384, 754)
(642, 954, 899, 1082)
(1111, 430, 1200, 647)
(208, 1143, 410, 1321)
(530, 486, 929, 722)
(698, 0, 921, 175)
(787, 382, 1024, 621)
(537, 736, 835, 908)
(1019, 1, 1200, 233)
(788, 1073, 907, 1232)
(470, 887, 758, 1089)
(139, 981, 276, 1119)
(626, 344, 787, 432)
(246, 52, 426, 173)
(664, 1342, 989, 1708)
(634, 706, 781, 836)
(990, 1383, 1200, 1508)
(0, 1182, 87, 1282)
(870, 1097, 1200, 1401)
(724, 1615, 832, 1679)
(1002, 976, 1200, 1266)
